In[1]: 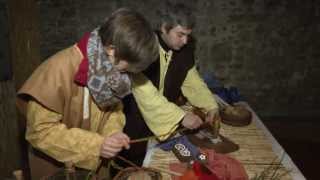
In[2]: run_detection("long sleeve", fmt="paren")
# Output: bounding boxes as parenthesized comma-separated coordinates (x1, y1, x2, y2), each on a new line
(131, 73, 185, 140)
(26, 100, 103, 170)
(181, 66, 218, 112)
(91, 101, 126, 137)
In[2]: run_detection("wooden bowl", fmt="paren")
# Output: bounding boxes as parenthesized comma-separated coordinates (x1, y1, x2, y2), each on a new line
(220, 105, 252, 126)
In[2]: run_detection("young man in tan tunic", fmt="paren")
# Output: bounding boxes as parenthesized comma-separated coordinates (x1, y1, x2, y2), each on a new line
(17, 8, 158, 179)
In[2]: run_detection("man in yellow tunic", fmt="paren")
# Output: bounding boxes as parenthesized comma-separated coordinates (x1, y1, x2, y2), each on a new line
(116, 3, 220, 169)
(16, 8, 158, 179)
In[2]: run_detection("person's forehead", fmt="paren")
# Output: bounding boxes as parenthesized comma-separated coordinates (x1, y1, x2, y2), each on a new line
(171, 25, 192, 34)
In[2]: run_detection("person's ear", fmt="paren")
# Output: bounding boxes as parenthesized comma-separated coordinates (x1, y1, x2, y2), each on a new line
(160, 24, 168, 34)
(104, 45, 115, 57)
(105, 45, 118, 64)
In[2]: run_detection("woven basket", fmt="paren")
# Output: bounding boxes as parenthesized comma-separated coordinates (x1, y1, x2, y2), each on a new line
(113, 167, 162, 180)
(41, 169, 95, 180)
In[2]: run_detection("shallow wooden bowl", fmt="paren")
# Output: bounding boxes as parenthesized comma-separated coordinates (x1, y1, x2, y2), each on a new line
(220, 105, 252, 126)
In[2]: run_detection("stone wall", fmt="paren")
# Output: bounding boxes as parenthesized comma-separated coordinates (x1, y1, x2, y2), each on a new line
(0, 0, 11, 81)
(38, 0, 320, 118)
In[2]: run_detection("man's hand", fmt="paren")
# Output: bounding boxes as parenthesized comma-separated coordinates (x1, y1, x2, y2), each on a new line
(181, 112, 203, 129)
(206, 108, 221, 138)
(205, 108, 220, 124)
(100, 132, 130, 159)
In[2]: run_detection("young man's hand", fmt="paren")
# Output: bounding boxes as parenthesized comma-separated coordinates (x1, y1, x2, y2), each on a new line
(205, 108, 220, 124)
(181, 112, 203, 129)
(205, 108, 221, 138)
(100, 132, 130, 159)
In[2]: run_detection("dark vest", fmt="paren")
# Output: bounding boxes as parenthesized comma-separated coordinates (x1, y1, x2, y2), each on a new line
(118, 41, 195, 167)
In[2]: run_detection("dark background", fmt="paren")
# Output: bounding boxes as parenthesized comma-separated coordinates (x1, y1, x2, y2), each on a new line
(1, 0, 319, 179)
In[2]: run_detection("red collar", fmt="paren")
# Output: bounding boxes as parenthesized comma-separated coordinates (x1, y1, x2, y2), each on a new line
(74, 32, 90, 86)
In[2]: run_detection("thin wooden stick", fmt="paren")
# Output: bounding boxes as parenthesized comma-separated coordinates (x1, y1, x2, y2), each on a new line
(129, 127, 188, 144)
(129, 120, 215, 144)
(116, 155, 183, 177)
(150, 166, 183, 176)
(116, 155, 140, 168)
(129, 135, 158, 144)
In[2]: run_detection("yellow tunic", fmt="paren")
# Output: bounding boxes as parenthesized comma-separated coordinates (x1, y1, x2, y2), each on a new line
(132, 46, 218, 139)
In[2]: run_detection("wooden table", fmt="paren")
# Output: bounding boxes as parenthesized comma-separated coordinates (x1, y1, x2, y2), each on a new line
(143, 102, 305, 180)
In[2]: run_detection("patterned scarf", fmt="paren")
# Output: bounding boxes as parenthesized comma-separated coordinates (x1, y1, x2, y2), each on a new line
(85, 28, 131, 108)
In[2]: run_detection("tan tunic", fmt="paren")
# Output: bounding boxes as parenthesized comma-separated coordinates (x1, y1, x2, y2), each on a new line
(17, 45, 86, 127)
(17, 45, 125, 179)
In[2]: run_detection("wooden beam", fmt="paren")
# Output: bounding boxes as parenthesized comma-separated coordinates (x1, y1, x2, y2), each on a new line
(7, 0, 41, 91)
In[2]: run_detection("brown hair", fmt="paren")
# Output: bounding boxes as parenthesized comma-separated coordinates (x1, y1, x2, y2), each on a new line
(99, 8, 159, 73)
(158, 3, 195, 32)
